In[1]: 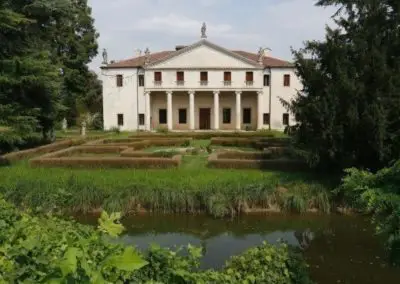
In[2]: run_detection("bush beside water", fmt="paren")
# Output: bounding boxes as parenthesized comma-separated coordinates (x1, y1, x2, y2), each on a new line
(0, 197, 312, 283)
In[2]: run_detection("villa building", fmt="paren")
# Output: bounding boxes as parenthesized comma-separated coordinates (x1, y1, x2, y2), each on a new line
(101, 24, 300, 131)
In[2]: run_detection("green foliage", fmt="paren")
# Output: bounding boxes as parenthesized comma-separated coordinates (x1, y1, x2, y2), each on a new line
(0, 198, 312, 283)
(337, 161, 400, 265)
(0, 130, 43, 154)
(286, 0, 400, 171)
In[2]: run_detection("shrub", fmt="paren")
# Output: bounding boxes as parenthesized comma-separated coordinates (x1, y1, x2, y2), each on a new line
(1, 139, 86, 163)
(337, 162, 400, 265)
(0, 131, 43, 154)
(155, 127, 169, 133)
(129, 131, 285, 140)
(208, 153, 308, 172)
(0, 198, 313, 283)
(30, 156, 182, 169)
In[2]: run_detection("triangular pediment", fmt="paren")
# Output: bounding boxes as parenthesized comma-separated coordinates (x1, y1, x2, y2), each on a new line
(147, 40, 261, 69)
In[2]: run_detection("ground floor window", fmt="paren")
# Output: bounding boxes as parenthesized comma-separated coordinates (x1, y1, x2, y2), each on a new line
(283, 113, 289, 125)
(243, 108, 251, 124)
(138, 114, 145, 125)
(263, 113, 270, 125)
(179, 108, 187, 124)
(117, 114, 124, 126)
(223, 108, 231, 124)
(159, 109, 167, 124)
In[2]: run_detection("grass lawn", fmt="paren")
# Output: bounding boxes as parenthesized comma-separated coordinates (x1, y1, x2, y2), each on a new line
(0, 135, 337, 217)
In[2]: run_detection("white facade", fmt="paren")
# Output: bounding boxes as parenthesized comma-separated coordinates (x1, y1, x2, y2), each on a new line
(101, 39, 300, 131)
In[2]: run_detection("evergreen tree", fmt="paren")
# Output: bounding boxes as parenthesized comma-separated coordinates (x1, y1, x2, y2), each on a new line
(285, 0, 400, 171)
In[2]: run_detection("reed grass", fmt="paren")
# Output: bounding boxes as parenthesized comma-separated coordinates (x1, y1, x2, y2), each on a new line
(0, 160, 334, 217)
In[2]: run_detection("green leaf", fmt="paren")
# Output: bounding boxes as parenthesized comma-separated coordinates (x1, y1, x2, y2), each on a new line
(59, 247, 79, 276)
(105, 247, 148, 272)
(97, 211, 124, 237)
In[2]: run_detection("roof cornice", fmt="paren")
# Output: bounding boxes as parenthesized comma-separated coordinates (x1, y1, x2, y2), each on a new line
(146, 39, 261, 68)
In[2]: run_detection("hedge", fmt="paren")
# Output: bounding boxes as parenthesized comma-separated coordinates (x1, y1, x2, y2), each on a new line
(217, 148, 294, 160)
(129, 131, 282, 140)
(30, 155, 182, 169)
(208, 153, 308, 171)
(210, 137, 256, 147)
(0, 139, 86, 163)
(120, 148, 180, 158)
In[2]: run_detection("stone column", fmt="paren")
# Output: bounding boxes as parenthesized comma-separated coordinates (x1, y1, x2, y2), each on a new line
(166, 91, 173, 130)
(189, 91, 195, 130)
(213, 91, 220, 130)
(235, 91, 242, 130)
(257, 91, 263, 130)
(145, 91, 151, 131)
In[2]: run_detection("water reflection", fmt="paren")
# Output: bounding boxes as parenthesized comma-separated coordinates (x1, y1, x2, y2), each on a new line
(76, 213, 400, 284)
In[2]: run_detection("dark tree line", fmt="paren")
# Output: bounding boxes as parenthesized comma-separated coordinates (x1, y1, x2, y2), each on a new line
(0, 0, 101, 140)
(286, 0, 400, 171)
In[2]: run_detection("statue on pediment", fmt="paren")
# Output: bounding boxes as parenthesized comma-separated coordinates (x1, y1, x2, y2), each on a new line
(258, 47, 272, 64)
(201, 22, 207, 39)
(144, 47, 151, 65)
(102, 48, 108, 65)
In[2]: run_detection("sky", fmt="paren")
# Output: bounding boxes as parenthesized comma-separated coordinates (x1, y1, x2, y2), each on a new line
(87, 0, 337, 71)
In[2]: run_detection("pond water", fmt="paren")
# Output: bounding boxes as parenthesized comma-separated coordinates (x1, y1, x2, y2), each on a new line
(76, 214, 400, 284)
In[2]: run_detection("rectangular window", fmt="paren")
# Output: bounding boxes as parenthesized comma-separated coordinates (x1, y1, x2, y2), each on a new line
(263, 113, 270, 125)
(243, 108, 251, 124)
(159, 109, 167, 124)
(264, 74, 270, 86)
(178, 109, 187, 124)
(283, 113, 289, 125)
(224, 71, 231, 81)
(223, 108, 231, 124)
(246, 72, 253, 82)
(139, 75, 144, 86)
(177, 71, 184, 82)
(200, 71, 208, 81)
(117, 114, 124, 126)
(138, 114, 145, 126)
(116, 75, 123, 87)
(284, 74, 291, 87)
(154, 72, 162, 82)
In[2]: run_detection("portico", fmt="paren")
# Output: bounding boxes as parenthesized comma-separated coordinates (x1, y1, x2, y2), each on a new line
(145, 90, 263, 131)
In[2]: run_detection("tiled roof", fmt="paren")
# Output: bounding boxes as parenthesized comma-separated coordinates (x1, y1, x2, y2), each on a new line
(102, 50, 293, 69)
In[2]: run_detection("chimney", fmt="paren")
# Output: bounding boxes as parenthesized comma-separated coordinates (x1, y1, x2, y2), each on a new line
(175, 45, 186, 51)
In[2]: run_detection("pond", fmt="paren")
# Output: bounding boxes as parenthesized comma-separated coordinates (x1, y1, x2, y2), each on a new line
(76, 214, 400, 284)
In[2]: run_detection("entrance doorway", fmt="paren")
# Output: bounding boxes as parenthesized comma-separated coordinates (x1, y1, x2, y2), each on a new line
(199, 108, 211, 130)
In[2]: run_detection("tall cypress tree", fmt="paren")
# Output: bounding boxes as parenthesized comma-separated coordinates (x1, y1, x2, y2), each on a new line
(286, 0, 400, 171)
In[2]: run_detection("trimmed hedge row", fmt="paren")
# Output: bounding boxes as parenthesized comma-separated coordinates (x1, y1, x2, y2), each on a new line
(120, 149, 180, 158)
(211, 137, 291, 148)
(208, 153, 308, 171)
(30, 155, 182, 169)
(217, 148, 294, 160)
(0, 139, 86, 163)
(129, 131, 282, 139)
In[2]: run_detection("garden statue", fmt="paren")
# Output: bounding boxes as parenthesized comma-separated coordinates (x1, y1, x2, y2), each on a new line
(62, 118, 67, 130)
(81, 121, 86, 137)
(102, 48, 108, 65)
(201, 22, 207, 39)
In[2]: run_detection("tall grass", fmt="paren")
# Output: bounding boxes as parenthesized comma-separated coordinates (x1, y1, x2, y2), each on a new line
(0, 161, 333, 217)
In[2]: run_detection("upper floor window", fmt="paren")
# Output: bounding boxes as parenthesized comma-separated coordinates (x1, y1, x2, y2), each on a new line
(246, 71, 253, 81)
(177, 71, 184, 85)
(200, 71, 208, 85)
(138, 75, 144, 86)
(154, 72, 162, 82)
(116, 75, 123, 87)
(264, 74, 270, 87)
(284, 74, 291, 87)
(224, 71, 231, 85)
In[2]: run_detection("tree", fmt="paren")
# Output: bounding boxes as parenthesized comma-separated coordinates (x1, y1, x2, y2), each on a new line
(285, 0, 400, 171)
(0, 0, 99, 139)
